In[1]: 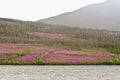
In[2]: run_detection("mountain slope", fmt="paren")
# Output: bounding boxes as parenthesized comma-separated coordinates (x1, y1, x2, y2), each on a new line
(39, 0, 120, 31)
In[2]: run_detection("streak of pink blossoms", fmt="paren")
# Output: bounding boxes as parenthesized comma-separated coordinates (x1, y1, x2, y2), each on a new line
(27, 32, 70, 40)
(16, 54, 38, 63)
(43, 50, 116, 63)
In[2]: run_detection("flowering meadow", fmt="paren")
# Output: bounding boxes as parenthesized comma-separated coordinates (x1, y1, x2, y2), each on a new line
(0, 18, 120, 64)
(0, 44, 118, 64)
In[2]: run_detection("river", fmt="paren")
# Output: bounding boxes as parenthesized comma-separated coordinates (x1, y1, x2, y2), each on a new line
(0, 66, 120, 80)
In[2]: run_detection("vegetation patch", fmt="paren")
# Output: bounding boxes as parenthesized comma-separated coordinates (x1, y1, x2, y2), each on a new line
(0, 18, 120, 64)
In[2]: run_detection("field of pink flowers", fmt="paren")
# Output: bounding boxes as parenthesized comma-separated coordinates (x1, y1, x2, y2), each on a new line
(0, 18, 120, 64)
(27, 32, 70, 40)
(43, 50, 116, 63)
(0, 44, 117, 64)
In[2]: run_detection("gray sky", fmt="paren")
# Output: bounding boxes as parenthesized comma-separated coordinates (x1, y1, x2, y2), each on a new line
(0, 0, 106, 21)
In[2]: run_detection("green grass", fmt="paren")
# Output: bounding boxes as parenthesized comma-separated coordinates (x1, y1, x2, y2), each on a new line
(18, 50, 30, 57)
(0, 61, 120, 65)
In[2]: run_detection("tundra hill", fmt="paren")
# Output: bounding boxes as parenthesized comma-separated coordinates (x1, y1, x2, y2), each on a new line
(39, 0, 120, 31)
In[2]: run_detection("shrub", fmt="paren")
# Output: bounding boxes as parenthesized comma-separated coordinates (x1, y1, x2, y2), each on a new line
(107, 48, 120, 54)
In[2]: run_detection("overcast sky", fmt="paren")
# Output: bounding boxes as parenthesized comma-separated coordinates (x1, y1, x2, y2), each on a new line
(0, 0, 106, 21)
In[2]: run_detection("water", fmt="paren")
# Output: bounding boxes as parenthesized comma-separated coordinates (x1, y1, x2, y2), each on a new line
(0, 66, 120, 80)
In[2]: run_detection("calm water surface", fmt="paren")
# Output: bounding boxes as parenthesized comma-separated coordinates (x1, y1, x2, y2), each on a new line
(0, 66, 120, 80)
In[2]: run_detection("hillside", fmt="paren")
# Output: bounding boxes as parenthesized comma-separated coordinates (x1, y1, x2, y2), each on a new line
(40, 0, 120, 31)
(0, 17, 120, 64)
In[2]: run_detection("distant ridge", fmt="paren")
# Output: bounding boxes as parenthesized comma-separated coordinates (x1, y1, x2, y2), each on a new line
(39, 0, 120, 31)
